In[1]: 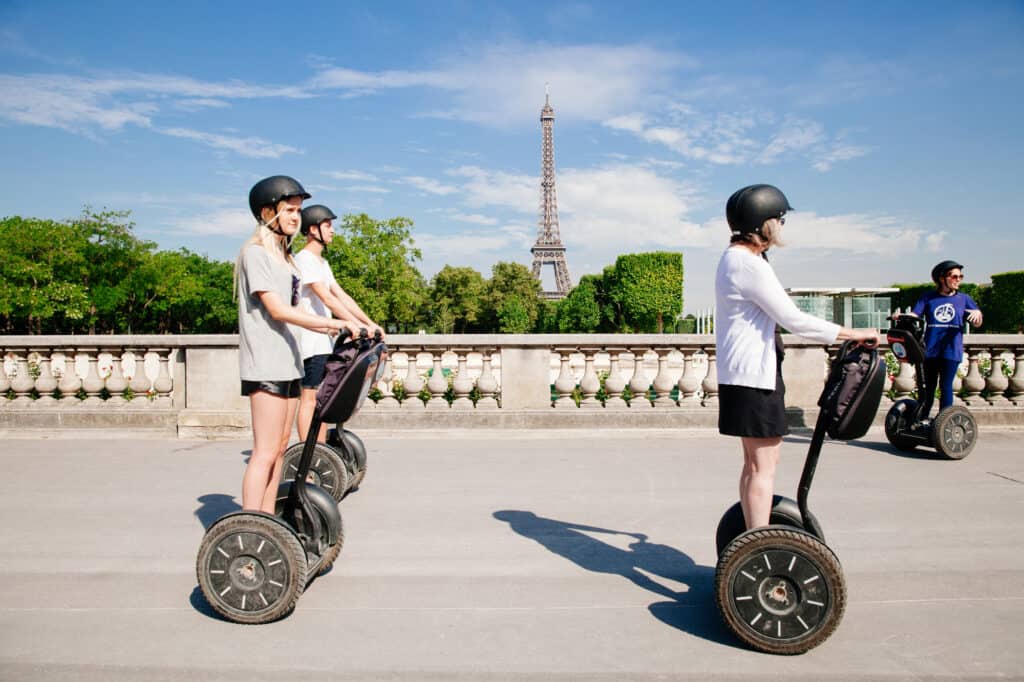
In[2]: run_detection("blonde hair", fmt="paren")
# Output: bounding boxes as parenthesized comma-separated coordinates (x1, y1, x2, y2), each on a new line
(233, 202, 298, 300)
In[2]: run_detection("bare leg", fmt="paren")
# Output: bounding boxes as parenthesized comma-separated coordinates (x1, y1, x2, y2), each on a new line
(739, 436, 783, 529)
(242, 391, 292, 513)
(297, 387, 329, 443)
(259, 396, 300, 513)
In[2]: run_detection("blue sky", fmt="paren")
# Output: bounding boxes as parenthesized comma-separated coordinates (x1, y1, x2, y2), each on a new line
(1, 1, 1022, 313)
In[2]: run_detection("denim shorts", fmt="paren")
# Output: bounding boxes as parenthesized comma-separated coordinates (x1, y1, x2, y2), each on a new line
(240, 379, 301, 398)
(302, 354, 330, 389)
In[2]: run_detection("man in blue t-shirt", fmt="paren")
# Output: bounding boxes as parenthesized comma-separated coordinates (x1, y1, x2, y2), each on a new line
(909, 260, 983, 419)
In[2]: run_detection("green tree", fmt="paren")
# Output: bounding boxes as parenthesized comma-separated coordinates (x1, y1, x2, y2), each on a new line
(611, 252, 683, 333)
(326, 213, 428, 332)
(483, 262, 542, 332)
(497, 296, 532, 333)
(557, 276, 602, 332)
(989, 271, 1024, 332)
(429, 266, 486, 333)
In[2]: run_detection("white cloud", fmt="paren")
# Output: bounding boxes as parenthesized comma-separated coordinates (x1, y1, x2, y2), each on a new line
(779, 212, 938, 255)
(323, 170, 379, 181)
(310, 42, 695, 126)
(757, 119, 826, 164)
(169, 208, 255, 237)
(159, 127, 301, 158)
(344, 185, 391, 194)
(402, 176, 459, 195)
(450, 212, 499, 226)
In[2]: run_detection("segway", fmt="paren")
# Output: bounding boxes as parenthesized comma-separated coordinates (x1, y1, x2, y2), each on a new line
(280, 331, 385, 501)
(196, 330, 386, 624)
(714, 340, 885, 654)
(883, 314, 978, 459)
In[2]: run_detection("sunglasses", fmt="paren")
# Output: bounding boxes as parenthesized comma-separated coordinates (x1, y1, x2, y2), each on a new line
(291, 275, 300, 306)
(946, 274, 964, 280)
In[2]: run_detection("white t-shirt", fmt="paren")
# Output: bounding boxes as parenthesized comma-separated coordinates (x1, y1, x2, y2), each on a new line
(293, 249, 338, 359)
(714, 246, 840, 389)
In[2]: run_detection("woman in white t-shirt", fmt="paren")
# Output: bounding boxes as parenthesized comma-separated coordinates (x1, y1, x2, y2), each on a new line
(714, 184, 878, 530)
(235, 177, 360, 513)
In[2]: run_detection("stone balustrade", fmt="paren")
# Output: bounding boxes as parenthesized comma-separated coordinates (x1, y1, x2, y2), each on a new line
(1, 333, 1022, 436)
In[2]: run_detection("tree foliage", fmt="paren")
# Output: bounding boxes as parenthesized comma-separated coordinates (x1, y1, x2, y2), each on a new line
(610, 252, 683, 333)
(429, 266, 486, 333)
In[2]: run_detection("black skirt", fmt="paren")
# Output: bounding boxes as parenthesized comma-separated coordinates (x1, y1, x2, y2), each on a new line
(718, 362, 789, 438)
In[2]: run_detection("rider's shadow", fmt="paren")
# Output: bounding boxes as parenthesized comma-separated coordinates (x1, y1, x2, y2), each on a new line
(492, 510, 731, 645)
(194, 493, 240, 530)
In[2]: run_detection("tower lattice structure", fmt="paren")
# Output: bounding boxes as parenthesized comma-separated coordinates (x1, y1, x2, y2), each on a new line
(531, 87, 572, 300)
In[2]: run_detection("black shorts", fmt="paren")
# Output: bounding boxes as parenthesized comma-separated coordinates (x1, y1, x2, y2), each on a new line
(301, 354, 330, 389)
(240, 379, 301, 398)
(718, 364, 789, 438)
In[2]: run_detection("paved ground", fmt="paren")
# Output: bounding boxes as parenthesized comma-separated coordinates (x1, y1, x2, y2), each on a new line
(1, 427, 1022, 680)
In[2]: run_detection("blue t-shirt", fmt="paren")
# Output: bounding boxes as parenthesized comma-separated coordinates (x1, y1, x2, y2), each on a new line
(912, 291, 979, 360)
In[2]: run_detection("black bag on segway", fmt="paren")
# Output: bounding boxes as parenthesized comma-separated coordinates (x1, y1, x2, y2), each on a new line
(315, 333, 385, 424)
(817, 340, 886, 440)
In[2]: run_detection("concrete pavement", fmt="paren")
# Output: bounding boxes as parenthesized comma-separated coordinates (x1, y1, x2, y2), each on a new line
(1, 428, 1022, 680)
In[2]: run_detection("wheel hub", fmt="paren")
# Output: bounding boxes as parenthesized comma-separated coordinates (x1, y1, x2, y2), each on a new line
(730, 549, 830, 640)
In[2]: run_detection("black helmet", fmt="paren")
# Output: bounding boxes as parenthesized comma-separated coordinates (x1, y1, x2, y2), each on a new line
(726, 184, 793, 235)
(931, 260, 964, 283)
(301, 205, 338, 236)
(248, 175, 311, 220)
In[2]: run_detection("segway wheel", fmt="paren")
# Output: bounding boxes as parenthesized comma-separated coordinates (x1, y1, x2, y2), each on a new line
(884, 399, 919, 451)
(196, 512, 307, 624)
(329, 428, 368, 490)
(275, 488, 345, 576)
(931, 405, 977, 460)
(715, 496, 822, 557)
(715, 526, 846, 655)
(281, 442, 351, 503)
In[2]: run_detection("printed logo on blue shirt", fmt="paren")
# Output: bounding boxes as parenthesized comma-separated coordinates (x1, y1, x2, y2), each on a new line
(934, 303, 955, 324)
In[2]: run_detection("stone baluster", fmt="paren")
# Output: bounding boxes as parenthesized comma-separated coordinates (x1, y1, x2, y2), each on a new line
(376, 357, 400, 408)
(628, 348, 652, 408)
(425, 352, 449, 410)
(701, 347, 719, 407)
(1007, 349, 1024, 406)
(105, 349, 129, 406)
(552, 350, 577, 408)
(451, 349, 475, 410)
(677, 350, 701, 408)
(403, 351, 426, 408)
(578, 349, 602, 408)
(79, 350, 105, 406)
(602, 349, 627, 409)
(984, 349, 1010, 406)
(152, 349, 174, 407)
(10, 353, 36, 407)
(475, 350, 500, 409)
(58, 351, 82, 403)
(651, 349, 677, 407)
(128, 349, 154, 403)
(0, 352, 11, 407)
(891, 361, 916, 401)
(32, 350, 59, 407)
(960, 348, 986, 407)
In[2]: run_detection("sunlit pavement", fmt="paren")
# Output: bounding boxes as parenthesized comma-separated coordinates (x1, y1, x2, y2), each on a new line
(1, 428, 1022, 680)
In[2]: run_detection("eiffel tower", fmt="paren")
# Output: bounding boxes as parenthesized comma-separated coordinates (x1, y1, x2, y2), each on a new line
(531, 86, 572, 300)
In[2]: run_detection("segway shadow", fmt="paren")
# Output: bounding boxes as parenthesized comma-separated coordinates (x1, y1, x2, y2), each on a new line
(195, 329, 386, 624)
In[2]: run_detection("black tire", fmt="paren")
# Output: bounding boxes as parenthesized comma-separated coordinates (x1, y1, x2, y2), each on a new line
(884, 399, 919, 452)
(715, 526, 846, 655)
(196, 512, 307, 624)
(343, 429, 368, 488)
(275, 486, 345, 576)
(281, 442, 350, 502)
(932, 405, 978, 460)
(715, 496, 821, 557)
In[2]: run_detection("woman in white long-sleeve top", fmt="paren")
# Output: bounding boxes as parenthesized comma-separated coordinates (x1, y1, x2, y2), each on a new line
(715, 184, 878, 531)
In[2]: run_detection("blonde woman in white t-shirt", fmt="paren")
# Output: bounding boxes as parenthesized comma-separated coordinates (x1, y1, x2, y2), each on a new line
(714, 184, 878, 530)
(294, 204, 383, 443)
(236, 179, 361, 513)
